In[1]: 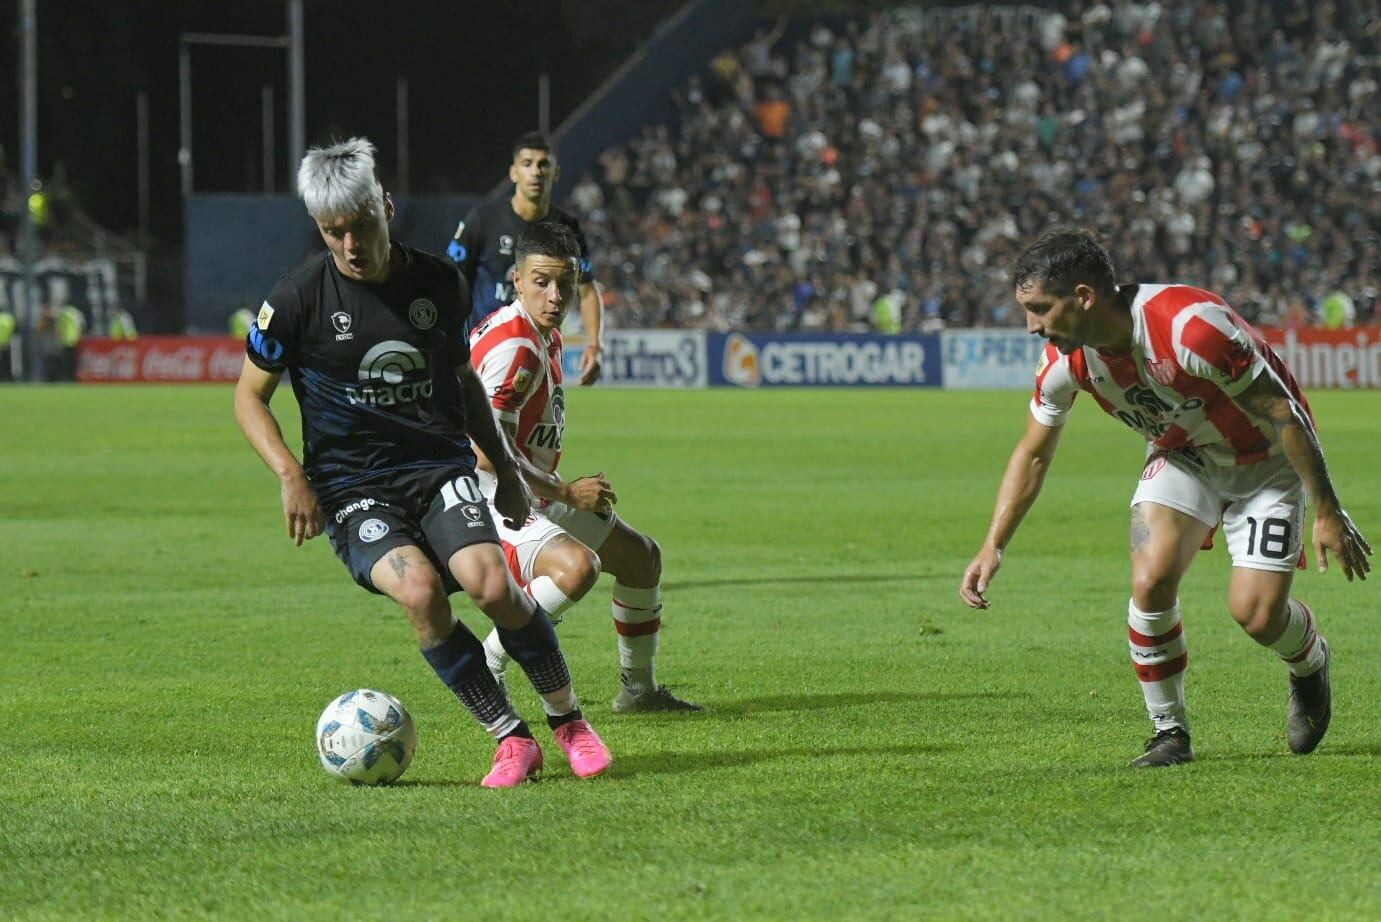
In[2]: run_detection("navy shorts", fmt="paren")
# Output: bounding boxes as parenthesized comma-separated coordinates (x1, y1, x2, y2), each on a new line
(323, 466, 500, 595)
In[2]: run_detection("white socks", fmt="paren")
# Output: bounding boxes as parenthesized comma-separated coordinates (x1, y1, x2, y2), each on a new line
(612, 582, 661, 695)
(484, 576, 574, 684)
(1270, 598, 1327, 677)
(1128, 600, 1189, 732)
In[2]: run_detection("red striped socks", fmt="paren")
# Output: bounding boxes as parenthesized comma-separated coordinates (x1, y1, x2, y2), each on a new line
(1128, 600, 1189, 732)
(1271, 598, 1327, 677)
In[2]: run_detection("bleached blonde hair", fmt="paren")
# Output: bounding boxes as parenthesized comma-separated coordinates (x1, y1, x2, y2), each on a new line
(297, 137, 384, 219)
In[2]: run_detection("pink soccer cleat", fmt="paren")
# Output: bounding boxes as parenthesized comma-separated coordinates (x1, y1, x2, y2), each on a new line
(481, 736, 543, 788)
(552, 719, 612, 778)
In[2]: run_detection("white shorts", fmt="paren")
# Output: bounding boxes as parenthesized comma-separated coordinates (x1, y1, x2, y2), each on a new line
(1130, 448, 1305, 573)
(493, 498, 620, 583)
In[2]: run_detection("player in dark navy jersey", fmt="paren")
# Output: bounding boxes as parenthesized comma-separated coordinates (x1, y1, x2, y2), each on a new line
(234, 138, 610, 786)
(447, 131, 604, 384)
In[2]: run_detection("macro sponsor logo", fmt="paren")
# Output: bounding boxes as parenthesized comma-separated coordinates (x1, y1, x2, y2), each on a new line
(725, 336, 931, 387)
(346, 340, 432, 406)
(526, 386, 565, 451)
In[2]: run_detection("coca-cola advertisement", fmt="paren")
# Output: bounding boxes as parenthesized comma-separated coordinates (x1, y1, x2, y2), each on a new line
(77, 337, 245, 383)
(1262, 327, 1381, 390)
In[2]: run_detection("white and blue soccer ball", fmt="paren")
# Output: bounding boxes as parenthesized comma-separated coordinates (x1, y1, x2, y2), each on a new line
(315, 689, 417, 785)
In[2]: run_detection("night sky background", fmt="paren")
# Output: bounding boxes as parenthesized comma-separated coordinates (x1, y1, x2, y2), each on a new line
(0, 0, 686, 241)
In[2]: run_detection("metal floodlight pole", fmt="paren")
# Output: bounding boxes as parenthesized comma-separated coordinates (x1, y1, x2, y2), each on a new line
(137, 91, 150, 240)
(288, 0, 305, 182)
(18, 0, 38, 380)
(396, 76, 409, 195)
(177, 31, 292, 202)
(178, 40, 193, 198)
(262, 85, 276, 193)
(538, 73, 551, 137)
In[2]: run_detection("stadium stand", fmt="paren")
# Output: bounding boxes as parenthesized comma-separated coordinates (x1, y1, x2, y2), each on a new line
(568, 1, 1379, 333)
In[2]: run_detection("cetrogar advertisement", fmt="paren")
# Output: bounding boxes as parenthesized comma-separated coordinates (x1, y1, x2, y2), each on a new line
(707, 332, 940, 388)
(941, 329, 1046, 390)
(561, 330, 707, 388)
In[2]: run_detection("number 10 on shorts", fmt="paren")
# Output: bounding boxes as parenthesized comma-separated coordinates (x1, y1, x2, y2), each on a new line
(440, 476, 482, 510)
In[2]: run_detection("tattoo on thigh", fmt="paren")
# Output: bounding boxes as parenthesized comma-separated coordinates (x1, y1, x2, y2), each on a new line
(388, 551, 410, 579)
(1130, 506, 1152, 553)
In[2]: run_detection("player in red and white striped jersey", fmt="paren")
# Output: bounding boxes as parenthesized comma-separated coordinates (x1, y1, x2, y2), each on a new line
(469, 222, 700, 714)
(960, 228, 1371, 767)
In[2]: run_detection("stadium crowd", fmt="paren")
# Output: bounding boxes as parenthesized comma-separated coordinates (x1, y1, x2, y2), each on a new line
(567, 0, 1380, 333)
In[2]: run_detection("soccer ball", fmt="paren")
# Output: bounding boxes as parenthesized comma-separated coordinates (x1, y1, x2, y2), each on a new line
(315, 689, 417, 785)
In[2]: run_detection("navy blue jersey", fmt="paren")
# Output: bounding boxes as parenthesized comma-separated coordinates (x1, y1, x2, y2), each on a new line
(446, 198, 595, 326)
(246, 244, 478, 506)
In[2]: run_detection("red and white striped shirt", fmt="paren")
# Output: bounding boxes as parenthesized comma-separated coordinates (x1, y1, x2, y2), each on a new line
(1031, 284, 1310, 467)
(469, 301, 565, 482)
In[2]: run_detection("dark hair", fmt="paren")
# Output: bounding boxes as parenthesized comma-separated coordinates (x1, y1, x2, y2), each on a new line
(1011, 227, 1117, 296)
(512, 131, 554, 161)
(515, 221, 581, 266)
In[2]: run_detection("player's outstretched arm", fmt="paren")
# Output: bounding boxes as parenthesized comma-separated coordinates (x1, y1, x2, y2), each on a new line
(1235, 373, 1372, 581)
(960, 413, 1065, 609)
(578, 280, 604, 386)
(232, 357, 323, 546)
(458, 362, 532, 528)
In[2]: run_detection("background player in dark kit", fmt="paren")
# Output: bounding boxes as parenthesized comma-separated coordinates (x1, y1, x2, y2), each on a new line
(448, 131, 605, 385)
(233, 138, 611, 786)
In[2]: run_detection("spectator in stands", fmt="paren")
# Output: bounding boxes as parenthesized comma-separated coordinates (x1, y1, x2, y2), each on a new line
(569, 1, 1379, 333)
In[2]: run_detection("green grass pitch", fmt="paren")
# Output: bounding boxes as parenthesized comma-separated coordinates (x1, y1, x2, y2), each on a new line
(3, 384, 1378, 919)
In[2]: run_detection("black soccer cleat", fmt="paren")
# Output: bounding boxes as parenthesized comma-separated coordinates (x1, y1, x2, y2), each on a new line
(1287, 640, 1332, 755)
(1130, 726, 1195, 767)
(611, 684, 703, 714)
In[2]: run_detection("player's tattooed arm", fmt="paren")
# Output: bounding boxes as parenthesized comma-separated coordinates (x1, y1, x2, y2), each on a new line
(1236, 373, 1372, 580)
(1235, 373, 1336, 509)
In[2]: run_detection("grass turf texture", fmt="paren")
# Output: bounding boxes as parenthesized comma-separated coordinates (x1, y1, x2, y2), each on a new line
(3, 385, 1378, 919)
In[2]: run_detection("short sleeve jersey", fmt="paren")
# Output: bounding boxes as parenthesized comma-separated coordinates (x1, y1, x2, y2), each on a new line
(1030, 283, 1311, 466)
(448, 198, 595, 326)
(245, 244, 477, 505)
(468, 301, 565, 484)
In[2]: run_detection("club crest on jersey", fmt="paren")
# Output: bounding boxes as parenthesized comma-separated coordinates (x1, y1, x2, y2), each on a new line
(1145, 358, 1176, 386)
(512, 367, 534, 394)
(257, 301, 275, 330)
(408, 299, 438, 331)
(359, 518, 389, 543)
(499, 235, 514, 256)
(332, 312, 354, 341)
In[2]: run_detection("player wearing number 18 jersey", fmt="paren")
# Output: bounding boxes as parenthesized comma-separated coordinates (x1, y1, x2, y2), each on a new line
(959, 228, 1371, 767)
